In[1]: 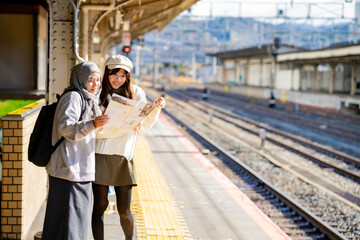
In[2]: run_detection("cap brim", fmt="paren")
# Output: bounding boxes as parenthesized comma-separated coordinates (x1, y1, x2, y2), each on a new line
(107, 64, 131, 72)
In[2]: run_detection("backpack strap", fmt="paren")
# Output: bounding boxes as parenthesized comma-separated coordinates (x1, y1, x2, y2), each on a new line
(52, 136, 65, 154)
(61, 88, 86, 120)
(73, 90, 86, 121)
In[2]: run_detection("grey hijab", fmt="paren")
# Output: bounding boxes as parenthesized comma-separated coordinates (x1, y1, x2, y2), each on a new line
(65, 61, 102, 121)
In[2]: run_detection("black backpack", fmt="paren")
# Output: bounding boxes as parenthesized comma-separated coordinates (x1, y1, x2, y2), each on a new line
(28, 89, 85, 167)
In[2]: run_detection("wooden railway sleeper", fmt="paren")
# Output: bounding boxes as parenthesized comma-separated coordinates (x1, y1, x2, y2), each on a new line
(295, 221, 311, 228)
(302, 227, 318, 234)
(277, 206, 291, 212)
(266, 197, 282, 205)
(289, 215, 304, 222)
(264, 193, 276, 200)
(309, 233, 326, 239)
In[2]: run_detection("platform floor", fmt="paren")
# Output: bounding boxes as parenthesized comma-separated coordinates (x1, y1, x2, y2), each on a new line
(102, 113, 291, 240)
(29, 112, 291, 240)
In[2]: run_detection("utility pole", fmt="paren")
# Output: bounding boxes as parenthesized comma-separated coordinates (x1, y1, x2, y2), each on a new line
(153, 33, 158, 88)
(135, 36, 144, 84)
(169, 34, 174, 88)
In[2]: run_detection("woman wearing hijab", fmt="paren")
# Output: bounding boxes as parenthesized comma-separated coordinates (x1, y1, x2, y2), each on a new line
(41, 61, 109, 240)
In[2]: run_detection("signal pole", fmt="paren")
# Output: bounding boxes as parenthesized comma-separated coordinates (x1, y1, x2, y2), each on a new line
(269, 36, 280, 108)
(153, 32, 158, 88)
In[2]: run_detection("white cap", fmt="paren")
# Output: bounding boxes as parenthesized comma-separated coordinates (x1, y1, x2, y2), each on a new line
(104, 55, 133, 72)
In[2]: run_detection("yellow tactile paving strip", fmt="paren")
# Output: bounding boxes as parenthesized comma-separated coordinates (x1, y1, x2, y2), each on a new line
(8, 99, 45, 115)
(132, 133, 192, 240)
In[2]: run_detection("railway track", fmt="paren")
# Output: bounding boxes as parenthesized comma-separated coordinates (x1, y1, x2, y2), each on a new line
(186, 88, 360, 143)
(149, 100, 346, 239)
(170, 90, 360, 182)
(144, 85, 359, 239)
(199, 88, 360, 127)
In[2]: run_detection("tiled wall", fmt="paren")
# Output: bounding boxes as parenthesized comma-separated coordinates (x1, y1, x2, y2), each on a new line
(1, 101, 47, 239)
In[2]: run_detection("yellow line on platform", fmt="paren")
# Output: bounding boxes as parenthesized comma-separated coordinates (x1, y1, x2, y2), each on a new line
(132, 134, 192, 240)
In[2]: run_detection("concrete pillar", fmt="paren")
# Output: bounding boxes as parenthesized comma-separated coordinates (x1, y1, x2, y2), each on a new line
(234, 60, 239, 84)
(244, 58, 249, 86)
(298, 64, 303, 91)
(290, 63, 294, 90)
(313, 64, 318, 91)
(350, 62, 357, 96)
(329, 64, 336, 94)
(212, 57, 217, 82)
(222, 62, 226, 84)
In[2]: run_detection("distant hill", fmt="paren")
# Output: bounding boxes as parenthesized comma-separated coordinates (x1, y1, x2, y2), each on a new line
(131, 16, 356, 64)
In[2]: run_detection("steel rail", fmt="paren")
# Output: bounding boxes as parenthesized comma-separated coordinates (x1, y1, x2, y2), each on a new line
(193, 87, 360, 141)
(204, 91, 360, 142)
(170, 90, 360, 177)
(161, 106, 347, 240)
(208, 101, 360, 169)
(166, 90, 360, 208)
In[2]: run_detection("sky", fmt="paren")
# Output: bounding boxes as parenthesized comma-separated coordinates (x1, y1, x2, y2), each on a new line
(187, 0, 357, 20)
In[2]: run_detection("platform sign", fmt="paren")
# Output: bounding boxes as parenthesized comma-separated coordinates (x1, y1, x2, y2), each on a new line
(122, 32, 131, 46)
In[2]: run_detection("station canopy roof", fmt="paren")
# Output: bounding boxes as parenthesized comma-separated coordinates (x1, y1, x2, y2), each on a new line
(85, 0, 200, 49)
(276, 43, 360, 65)
(208, 44, 301, 61)
(207, 45, 272, 60)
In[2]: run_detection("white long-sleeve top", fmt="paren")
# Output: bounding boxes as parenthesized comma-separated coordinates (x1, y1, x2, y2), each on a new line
(95, 85, 160, 160)
(47, 91, 97, 182)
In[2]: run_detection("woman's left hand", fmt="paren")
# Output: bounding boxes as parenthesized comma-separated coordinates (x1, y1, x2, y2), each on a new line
(133, 122, 142, 131)
(154, 97, 166, 108)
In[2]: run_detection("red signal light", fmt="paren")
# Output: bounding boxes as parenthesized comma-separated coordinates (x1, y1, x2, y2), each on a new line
(123, 46, 131, 53)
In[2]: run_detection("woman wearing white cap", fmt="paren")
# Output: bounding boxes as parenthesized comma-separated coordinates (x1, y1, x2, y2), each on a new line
(92, 55, 165, 240)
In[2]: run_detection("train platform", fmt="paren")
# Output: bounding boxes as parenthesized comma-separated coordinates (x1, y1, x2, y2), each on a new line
(29, 112, 291, 240)
(101, 113, 291, 240)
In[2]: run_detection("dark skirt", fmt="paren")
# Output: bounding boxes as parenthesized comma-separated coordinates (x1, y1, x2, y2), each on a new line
(94, 154, 137, 186)
(41, 176, 92, 240)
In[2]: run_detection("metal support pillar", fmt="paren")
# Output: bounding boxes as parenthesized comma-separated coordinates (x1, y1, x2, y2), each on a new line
(351, 62, 357, 96)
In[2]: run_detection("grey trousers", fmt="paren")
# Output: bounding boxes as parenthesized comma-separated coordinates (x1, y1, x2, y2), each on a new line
(42, 176, 92, 240)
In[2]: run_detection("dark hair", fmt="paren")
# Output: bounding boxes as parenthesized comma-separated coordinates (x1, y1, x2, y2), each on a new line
(100, 66, 133, 108)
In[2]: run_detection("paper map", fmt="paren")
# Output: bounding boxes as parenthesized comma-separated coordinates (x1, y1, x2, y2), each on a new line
(97, 93, 156, 138)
